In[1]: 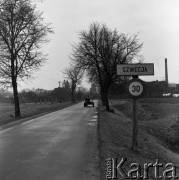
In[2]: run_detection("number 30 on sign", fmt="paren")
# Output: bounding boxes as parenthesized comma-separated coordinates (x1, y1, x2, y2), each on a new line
(128, 79, 144, 99)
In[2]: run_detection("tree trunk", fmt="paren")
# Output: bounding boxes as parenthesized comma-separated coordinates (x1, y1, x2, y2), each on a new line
(12, 77, 21, 117)
(104, 90, 110, 111)
(71, 91, 75, 103)
(100, 90, 106, 106)
(100, 88, 110, 111)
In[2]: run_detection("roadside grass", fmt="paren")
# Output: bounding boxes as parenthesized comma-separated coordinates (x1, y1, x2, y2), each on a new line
(0, 102, 76, 128)
(99, 98, 179, 180)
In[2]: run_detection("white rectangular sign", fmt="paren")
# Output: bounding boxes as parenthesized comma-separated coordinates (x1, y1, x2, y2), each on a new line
(117, 63, 154, 76)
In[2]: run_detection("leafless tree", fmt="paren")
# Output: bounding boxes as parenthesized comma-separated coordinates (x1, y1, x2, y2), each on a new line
(0, 0, 53, 117)
(71, 22, 143, 110)
(63, 65, 83, 103)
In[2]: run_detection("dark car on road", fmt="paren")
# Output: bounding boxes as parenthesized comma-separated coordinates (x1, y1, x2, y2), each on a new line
(84, 97, 94, 107)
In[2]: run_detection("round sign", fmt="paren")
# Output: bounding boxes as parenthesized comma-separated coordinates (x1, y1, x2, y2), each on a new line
(127, 79, 144, 99)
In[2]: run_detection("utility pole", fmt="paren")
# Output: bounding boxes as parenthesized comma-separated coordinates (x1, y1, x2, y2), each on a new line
(165, 58, 168, 87)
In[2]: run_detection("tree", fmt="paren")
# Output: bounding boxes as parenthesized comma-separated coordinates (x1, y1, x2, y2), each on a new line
(51, 80, 71, 102)
(19, 88, 37, 103)
(89, 82, 99, 99)
(0, 0, 53, 117)
(63, 65, 83, 103)
(62, 80, 70, 90)
(71, 22, 142, 110)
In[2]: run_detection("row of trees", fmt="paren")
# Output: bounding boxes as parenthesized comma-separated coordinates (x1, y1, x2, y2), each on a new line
(0, 81, 89, 104)
(0, 0, 142, 117)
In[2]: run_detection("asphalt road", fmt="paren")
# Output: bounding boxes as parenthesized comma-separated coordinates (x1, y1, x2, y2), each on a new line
(0, 101, 99, 180)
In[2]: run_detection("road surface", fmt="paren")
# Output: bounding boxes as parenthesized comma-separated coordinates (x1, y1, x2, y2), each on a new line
(0, 101, 99, 180)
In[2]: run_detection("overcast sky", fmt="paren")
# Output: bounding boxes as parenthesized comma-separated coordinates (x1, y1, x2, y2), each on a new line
(20, 0, 179, 90)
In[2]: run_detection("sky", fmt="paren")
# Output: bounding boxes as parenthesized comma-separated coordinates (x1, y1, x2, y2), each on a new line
(19, 0, 179, 90)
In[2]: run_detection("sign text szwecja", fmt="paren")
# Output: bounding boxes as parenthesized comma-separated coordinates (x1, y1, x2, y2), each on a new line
(117, 63, 154, 76)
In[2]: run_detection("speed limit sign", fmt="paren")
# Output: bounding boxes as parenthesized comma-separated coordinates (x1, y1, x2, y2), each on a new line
(127, 79, 144, 99)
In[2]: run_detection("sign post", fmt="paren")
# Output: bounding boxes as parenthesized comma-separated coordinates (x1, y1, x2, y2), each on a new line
(132, 98, 137, 149)
(117, 63, 154, 150)
(127, 77, 144, 149)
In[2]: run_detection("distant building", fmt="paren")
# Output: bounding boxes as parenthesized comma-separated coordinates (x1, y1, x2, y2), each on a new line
(168, 83, 176, 88)
(144, 81, 168, 97)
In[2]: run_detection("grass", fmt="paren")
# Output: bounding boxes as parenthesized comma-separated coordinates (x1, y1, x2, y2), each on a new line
(0, 102, 76, 128)
(99, 98, 179, 180)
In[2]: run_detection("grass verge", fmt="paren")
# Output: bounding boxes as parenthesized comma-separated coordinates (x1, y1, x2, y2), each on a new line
(0, 101, 80, 129)
(98, 98, 179, 180)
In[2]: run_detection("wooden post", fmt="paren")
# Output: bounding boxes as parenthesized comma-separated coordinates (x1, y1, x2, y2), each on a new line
(132, 99, 138, 150)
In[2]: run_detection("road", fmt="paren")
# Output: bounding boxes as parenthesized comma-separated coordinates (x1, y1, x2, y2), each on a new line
(0, 101, 99, 180)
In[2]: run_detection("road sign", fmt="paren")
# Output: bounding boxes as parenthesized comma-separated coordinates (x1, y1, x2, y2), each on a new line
(127, 78, 145, 149)
(127, 78, 144, 99)
(117, 63, 154, 149)
(117, 63, 154, 76)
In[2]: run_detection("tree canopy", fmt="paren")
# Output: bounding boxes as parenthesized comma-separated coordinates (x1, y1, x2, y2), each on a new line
(0, 0, 53, 116)
(63, 65, 83, 102)
(71, 22, 143, 110)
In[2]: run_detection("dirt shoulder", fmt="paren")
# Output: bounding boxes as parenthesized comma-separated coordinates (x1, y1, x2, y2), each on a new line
(98, 98, 179, 180)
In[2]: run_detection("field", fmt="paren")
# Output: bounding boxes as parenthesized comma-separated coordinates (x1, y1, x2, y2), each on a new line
(0, 102, 73, 128)
(99, 98, 179, 180)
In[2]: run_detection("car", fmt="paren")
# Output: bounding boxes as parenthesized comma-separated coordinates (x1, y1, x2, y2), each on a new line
(84, 97, 94, 107)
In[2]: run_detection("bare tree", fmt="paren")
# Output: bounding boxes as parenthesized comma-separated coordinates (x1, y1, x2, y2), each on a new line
(71, 22, 143, 110)
(63, 65, 83, 103)
(0, 0, 53, 117)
